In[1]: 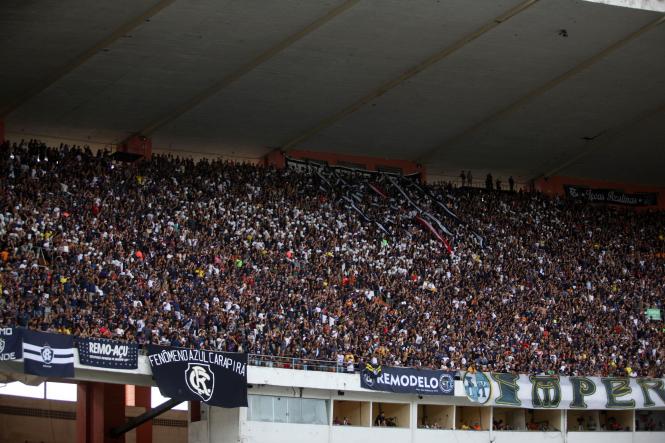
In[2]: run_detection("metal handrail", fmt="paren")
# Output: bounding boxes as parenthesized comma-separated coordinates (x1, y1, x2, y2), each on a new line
(247, 354, 351, 373)
(246, 353, 464, 378)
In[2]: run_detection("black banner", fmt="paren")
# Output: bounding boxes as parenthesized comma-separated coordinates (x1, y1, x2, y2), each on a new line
(148, 345, 247, 408)
(0, 327, 22, 361)
(23, 329, 75, 377)
(77, 337, 138, 369)
(564, 185, 658, 206)
(361, 366, 455, 396)
(285, 156, 422, 181)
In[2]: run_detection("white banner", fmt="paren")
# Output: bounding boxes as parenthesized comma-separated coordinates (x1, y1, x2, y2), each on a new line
(461, 372, 665, 410)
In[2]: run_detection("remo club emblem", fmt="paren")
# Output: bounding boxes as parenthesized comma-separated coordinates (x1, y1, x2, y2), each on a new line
(185, 363, 215, 402)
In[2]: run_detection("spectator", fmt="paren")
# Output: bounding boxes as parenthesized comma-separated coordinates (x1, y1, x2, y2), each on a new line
(0, 139, 662, 379)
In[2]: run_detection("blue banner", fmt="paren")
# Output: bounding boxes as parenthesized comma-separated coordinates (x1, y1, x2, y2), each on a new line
(23, 329, 75, 377)
(148, 345, 248, 408)
(0, 327, 22, 361)
(77, 337, 138, 369)
(361, 366, 455, 396)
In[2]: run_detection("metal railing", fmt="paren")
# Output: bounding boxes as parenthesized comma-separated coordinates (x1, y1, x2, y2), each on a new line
(247, 354, 355, 373)
(246, 354, 464, 379)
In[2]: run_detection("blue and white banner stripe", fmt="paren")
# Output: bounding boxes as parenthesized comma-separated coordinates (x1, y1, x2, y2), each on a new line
(23, 343, 75, 364)
(22, 329, 75, 377)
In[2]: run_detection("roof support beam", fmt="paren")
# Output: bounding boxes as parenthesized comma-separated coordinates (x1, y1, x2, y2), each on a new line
(0, 0, 177, 118)
(110, 397, 180, 438)
(418, 14, 665, 164)
(138, 0, 361, 137)
(281, 0, 540, 151)
(533, 102, 665, 180)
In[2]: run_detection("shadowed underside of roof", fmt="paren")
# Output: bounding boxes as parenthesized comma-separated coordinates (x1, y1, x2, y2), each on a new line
(1, 0, 663, 185)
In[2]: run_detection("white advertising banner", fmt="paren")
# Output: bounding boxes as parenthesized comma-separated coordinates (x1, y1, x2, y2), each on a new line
(461, 372, 665, 410)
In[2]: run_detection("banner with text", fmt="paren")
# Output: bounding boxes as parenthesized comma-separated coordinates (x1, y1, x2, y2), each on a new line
(361, 366, 455, 396)
(147, 345, 247, 408)
(465, 372, 665, 410)
(0, 327, 22, 361)
(77, 337, 138, 369)
(564, 185, 658, 206)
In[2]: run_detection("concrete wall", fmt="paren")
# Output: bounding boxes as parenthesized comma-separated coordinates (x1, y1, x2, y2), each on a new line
(0, 394, 187, 443)
(495, 431, 563, 443)
(374, 401, 410, 428)
(333, 400, 371, 427)
(631, 433, 665, 443)
(0, 397, 74, 443)
(456, 406, 491, 430)
(243, 421, 330, 443)
(568, 432, 637, 443)
(599, 409, 634, 431)
(416, 404, 454, 429)
(494, 407, 526, 430)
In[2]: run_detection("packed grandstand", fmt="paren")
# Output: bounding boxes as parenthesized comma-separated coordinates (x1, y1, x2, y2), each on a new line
(1, 139, 663, 379)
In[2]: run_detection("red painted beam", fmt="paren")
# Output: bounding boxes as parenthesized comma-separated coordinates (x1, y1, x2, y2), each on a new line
(77, 382, 126, 443)
(135, 386, 153, 443)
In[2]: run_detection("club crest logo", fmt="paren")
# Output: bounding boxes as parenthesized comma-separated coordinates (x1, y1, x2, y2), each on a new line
(41, 345, 54, 364)
(185, 363, 215, 402)
(439, 373, 455, 394)
(0, 338, 5, 354)
(462, 371, 491, 404)
(362, 370, 376, 388)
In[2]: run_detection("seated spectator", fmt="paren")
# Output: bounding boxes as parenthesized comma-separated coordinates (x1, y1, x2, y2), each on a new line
(375, 412, 386, 427)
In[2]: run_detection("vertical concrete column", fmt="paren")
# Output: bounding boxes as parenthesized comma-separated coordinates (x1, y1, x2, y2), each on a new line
(190, 400, 202, 422)
(135, 386, 153, 443)
(77, 382, 126, 443)
(134, 386, 152, 443)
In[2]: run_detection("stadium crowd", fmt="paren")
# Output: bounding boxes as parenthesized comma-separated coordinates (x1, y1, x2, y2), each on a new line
(1, 140, 663, 377)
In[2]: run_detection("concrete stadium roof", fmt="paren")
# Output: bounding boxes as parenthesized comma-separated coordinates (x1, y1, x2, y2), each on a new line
(1, 0, 664, 185)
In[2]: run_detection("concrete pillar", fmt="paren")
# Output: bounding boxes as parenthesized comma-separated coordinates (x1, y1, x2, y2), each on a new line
(135, 386, 153, 443)
(188, 402, 208, 443)
(77, 382, 126, 443)
(190, 400, 201, 422)
(209, 406, 240, 443)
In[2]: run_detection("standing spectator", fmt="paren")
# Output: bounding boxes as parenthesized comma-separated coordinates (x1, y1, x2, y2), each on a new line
(460, 170, 466, 187)
(1, 139, 663, 378)
(467, 170, 472, 187)
(345, 353, 355, 373)
(485, 173, 493, 190)
(496, 179, 501, 191)
(509, 176, 515, 192)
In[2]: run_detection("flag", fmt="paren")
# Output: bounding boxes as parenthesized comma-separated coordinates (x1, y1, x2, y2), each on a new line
(148, 345, 247, 408)
(23, 329, 75, 377)
(0, 327, 22, 361)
